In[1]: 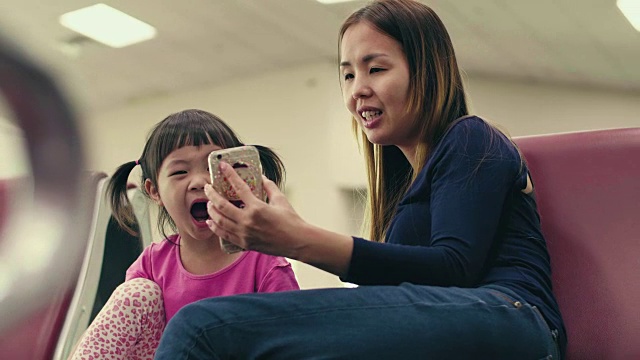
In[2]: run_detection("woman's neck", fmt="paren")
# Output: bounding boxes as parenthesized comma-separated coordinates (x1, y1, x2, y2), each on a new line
(397, 144, 419, 172)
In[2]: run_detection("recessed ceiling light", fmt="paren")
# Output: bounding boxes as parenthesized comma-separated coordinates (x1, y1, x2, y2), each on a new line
(617, 0, 640, 32)
(316, 0, 359, 4)
(59, 3, 156, 48)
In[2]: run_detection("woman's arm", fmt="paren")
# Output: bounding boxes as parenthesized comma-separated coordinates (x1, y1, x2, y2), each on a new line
(206, 119, 522, 286)
(205, 167, 353, 278)
(345, 119, 522, 286)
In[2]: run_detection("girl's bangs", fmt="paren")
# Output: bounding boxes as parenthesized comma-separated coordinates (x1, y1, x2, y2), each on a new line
(157, 120, 230, 161)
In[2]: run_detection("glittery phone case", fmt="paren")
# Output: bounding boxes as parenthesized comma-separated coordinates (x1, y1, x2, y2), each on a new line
(208, 145, 263, 253)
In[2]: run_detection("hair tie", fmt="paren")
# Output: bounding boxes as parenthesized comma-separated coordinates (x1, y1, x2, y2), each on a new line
(135, 159, 140, 166)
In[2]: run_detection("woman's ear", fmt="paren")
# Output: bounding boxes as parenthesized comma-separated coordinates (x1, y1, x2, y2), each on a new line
(145, 179, 163, 206)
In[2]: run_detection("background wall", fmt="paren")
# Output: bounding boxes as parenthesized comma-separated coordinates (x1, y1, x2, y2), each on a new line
(2, 60, 639, 287)
(83, 61, 640, 288)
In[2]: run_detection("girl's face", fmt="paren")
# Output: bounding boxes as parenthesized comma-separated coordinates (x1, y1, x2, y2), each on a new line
(146, 143, 221, 244)
(340, 21, 419, 153)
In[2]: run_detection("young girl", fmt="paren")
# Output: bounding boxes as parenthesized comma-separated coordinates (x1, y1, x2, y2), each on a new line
(69, 109, 299, 360)
(155, 1, 565, 359)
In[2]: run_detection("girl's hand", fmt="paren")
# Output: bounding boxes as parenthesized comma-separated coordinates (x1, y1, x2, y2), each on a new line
(205, 162, 306, 259)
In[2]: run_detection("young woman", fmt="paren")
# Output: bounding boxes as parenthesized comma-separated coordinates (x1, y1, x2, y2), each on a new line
(69, 109, 299, 360)
(155, 1, 566, 359)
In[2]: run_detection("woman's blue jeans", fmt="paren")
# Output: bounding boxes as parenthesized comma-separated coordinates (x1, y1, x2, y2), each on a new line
(154, 283, 560, 359)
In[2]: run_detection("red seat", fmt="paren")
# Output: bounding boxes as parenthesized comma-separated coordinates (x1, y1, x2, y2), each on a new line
(0, 287, 73, 360)
(514, 128, 640, 360)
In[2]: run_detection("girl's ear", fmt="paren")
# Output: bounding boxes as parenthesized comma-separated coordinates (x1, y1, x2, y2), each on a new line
(145, 179, 163, 206)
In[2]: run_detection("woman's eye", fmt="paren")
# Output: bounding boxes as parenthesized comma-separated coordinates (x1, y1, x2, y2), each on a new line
(370, 67, 384, 74)
(343, 73, 354, 81)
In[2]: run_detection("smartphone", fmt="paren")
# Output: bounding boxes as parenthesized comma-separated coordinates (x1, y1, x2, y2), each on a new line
(208, 145, 263, 253)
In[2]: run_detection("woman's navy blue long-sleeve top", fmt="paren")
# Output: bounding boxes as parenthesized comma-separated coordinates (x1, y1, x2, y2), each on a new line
(344, 116, 566, 354)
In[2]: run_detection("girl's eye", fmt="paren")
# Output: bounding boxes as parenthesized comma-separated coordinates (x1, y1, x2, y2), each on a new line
(343, 73, 354, 81)
(169, 170, 187, 176)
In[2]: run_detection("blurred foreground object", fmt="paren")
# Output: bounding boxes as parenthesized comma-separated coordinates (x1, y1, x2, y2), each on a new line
(0, 30, 89, 358)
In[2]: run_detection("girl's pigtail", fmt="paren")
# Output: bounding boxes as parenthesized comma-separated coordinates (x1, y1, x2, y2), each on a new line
(106, 160, 139, 235)
(254, 145, 286, 189)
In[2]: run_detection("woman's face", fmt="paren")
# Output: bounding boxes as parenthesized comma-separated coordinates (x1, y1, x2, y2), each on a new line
(340, 21, 418, 151)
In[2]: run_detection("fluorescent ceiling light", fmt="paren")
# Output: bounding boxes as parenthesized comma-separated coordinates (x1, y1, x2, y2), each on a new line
(316, 0, 358, 4)
(59, 4, 156, 48)
(617, 0, 640, 32)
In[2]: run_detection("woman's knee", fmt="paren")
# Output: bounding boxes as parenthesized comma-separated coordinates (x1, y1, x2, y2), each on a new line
(169, 298, 213, 326)
(161, 301, 207, 345)
(165, 297, 233, 337)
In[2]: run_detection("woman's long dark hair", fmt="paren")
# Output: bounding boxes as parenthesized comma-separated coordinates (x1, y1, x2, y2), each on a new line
(339, 0, 469, 242)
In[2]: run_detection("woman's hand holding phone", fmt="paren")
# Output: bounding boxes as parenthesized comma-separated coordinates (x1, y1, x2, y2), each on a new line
(205, 162, 354, 277)
(205, 162, 303, 259)
(208, 146, 264, 253)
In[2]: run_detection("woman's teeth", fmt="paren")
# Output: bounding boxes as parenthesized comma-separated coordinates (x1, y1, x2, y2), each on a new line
(361, 110, 381, 120)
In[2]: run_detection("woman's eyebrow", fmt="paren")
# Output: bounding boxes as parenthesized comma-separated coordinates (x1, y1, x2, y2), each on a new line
(340, 53, 388, 67)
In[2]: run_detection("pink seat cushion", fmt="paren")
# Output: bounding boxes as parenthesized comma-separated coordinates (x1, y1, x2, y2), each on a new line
(514, 128, 640, 360)
(0, 289, 73, 360)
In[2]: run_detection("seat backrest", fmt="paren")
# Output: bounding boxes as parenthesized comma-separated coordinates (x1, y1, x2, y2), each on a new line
(53, 175, 146, 359)
(89, 215, 144, 323)
(88, 186, 150, 324)
(51, 173, 111, 360)
(514, 128, 640, 360)
(129, 186, 154, 248)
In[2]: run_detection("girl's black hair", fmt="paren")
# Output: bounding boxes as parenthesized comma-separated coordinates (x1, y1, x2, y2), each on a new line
(107, 109, 285, 237)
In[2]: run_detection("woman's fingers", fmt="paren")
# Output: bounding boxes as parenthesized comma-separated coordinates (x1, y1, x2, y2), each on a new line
(204, 183, 242, 233)
(205, 200, 246, 247)
(219, 162, 260, 205)
(205, 184, 241, 218)
(204, 164, 298, 254)
(262, 175, 282, 202)
(262, 175, 294, 211)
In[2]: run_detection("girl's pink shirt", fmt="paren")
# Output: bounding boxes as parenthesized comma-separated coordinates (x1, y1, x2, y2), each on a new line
(126, 234, 300, 322)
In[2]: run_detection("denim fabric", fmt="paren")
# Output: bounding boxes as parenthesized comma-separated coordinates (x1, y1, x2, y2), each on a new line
(154, 284, 559, 360)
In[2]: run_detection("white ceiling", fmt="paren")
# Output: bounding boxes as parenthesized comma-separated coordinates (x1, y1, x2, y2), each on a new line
(1, 0, 639, 116)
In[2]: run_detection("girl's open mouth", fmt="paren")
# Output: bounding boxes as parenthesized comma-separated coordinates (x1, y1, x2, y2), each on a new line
(190, 201, 210, 223)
